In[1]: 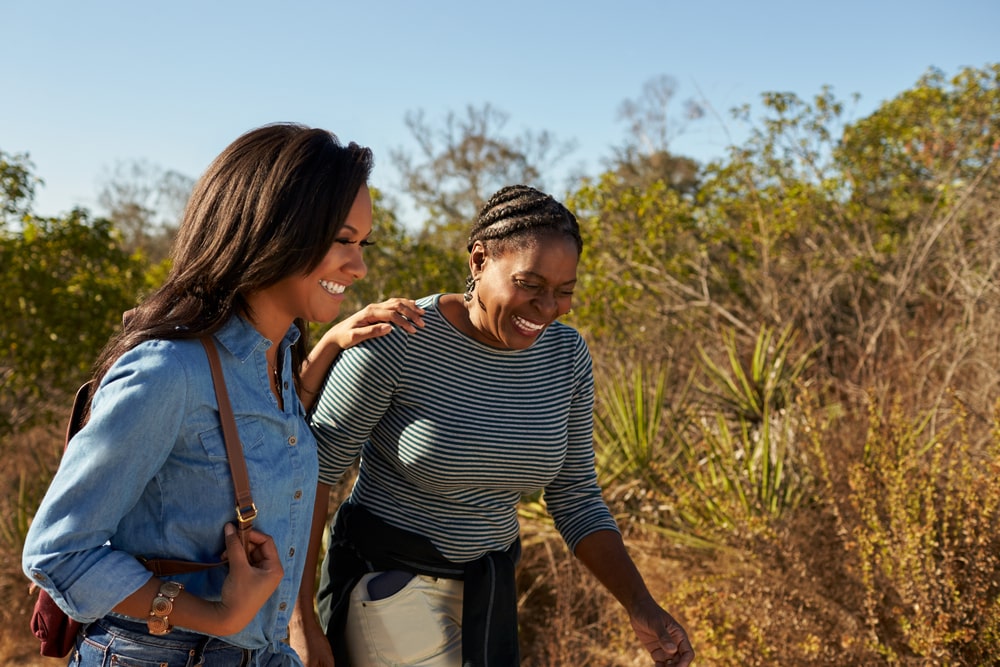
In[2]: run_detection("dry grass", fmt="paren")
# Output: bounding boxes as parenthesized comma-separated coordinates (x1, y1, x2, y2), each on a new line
(1, 424, 62, 666)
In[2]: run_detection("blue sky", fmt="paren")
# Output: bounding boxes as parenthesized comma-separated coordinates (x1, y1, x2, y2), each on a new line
(3, 0, 997, 225)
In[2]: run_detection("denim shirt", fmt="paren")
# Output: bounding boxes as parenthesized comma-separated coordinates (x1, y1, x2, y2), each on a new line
(22, 315, 318, 656)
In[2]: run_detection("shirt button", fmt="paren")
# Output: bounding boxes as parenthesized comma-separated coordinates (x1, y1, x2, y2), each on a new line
(288, 547, 296, 557)
(288, 436, 297, 446)
(278, 602, 287, 611)
(293, 490, 302, 500)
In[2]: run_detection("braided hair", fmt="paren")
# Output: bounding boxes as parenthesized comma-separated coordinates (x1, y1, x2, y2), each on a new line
(468, 184, 582, 253)
(464, 185, 582, 300)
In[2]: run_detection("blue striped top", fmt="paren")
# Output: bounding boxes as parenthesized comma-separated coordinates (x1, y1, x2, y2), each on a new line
(310, 293, 619, 562)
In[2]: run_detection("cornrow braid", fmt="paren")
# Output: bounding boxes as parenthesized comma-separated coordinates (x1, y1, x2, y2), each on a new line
(467, 184, 582, 254)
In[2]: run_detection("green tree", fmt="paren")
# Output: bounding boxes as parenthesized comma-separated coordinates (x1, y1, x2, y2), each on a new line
(833, 65, 1000, 399)
(572, 65, 999, 445)
(0, 207, 150, 440)
(568, 173, 713, 367)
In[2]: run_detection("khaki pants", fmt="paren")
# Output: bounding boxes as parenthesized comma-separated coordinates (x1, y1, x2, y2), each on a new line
(345, 572, 464, 667)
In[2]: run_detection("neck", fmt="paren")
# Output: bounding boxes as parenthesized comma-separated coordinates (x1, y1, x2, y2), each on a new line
(242, 294, 293, 352)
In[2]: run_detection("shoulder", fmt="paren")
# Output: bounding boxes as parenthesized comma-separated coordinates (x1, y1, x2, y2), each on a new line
(352, 293, 445, 356)
(104, 338, 205, 392)
(416, 293, 442, 310)
(541, 321, 588, 352)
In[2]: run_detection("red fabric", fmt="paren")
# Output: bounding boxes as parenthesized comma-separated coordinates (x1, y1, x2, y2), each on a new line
(30, 589, 82, 658)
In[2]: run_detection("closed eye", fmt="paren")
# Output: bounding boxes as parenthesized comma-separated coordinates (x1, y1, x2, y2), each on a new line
(515, 278, 574, 296)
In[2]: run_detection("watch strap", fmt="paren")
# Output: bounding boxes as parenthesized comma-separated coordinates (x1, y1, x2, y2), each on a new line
(147, 581, 183, 635)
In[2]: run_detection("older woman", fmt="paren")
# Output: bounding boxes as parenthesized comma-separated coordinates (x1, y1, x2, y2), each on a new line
(292, 185, 694, 667)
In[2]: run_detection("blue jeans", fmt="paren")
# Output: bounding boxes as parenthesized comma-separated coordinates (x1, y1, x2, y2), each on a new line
(67, 616, 298, 667)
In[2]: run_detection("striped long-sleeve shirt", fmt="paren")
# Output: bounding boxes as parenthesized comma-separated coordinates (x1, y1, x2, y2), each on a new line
(310, 293, 619, 563)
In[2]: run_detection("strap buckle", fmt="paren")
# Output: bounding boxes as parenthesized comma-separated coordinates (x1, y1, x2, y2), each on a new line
(236, 503, 258, 524)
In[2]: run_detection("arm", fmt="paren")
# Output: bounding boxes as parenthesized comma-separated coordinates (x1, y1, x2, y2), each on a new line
(112, 524, 284, 636)
(299, 298, 424, 411)
(289, 483, 334, 667)
(548, 336, 694, 665)
(574, 530, 695, 667)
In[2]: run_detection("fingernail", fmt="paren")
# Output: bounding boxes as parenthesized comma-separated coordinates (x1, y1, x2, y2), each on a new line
(225, 523, 234, 535)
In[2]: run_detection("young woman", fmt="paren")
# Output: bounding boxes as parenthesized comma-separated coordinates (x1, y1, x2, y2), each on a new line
(291, 185, 695, 667)
(21, 122, 422, 667)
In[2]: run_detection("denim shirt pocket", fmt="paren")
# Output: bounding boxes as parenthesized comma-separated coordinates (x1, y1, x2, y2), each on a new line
(197, 416, 266, 486)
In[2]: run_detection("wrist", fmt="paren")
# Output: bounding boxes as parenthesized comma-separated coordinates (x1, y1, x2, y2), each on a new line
(207, 600, 245, 637)
(626, 591, 659, 617)
(291, 594, 317, 619)
(147, 581, 184, 635)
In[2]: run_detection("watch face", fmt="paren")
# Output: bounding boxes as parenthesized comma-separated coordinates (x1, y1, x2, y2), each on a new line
(151, 595, 174, 615)
(147, 615, 170, 635)
(160, 581, 183, 598)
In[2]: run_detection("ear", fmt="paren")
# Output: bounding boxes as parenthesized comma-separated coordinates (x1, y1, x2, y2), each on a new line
(469, 240, 488, 277)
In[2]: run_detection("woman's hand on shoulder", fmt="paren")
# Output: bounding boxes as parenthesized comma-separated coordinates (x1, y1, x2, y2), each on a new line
(324, 297, 425, 352)
(300, 298, 425, 407)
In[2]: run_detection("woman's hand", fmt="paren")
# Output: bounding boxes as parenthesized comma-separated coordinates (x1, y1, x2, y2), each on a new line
(289, 609, 335, 667)
(572, 531, 694, 667)
(213, 524, 284, 635)
(299, 298, 425, 409)
(629, 598, 695, 667)
(323, 297, 426, 351)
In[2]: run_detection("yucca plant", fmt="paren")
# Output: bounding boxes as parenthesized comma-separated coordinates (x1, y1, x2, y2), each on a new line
(594, 366, 690, 485)
(674, 408, 808, 531)
(696, 323, 815, 424)
(667, 323, 816, 535)
(590, 361, 724, 548)
(593, 363, 672, 484)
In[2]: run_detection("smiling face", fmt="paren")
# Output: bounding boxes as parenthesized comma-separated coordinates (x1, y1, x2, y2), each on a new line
(264, 184, 372, 328)
(466, 233, 579, 350)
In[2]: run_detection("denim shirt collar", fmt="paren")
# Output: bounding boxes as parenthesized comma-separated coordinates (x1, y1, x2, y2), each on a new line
(215, 314, 301, 363)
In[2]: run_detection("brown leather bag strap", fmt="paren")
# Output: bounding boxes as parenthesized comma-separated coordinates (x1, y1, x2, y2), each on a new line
(139, 556, 221, 576)
(199, 336, 256, 551)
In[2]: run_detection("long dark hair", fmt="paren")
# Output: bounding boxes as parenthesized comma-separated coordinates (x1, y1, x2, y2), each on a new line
(91, 122, 374, 394)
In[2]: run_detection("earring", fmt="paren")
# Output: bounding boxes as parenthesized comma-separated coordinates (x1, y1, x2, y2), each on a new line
(464, 276, 477, 302)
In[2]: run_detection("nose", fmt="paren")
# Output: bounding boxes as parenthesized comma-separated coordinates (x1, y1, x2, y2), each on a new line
(348, 245, 367, 280)
(535, 290, 558, 319)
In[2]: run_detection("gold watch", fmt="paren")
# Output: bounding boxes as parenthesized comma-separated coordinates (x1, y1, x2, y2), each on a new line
(147, 581, 184, 635)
